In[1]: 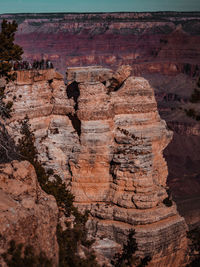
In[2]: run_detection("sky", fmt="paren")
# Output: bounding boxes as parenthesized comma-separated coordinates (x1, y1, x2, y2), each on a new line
(0, 0, 200, 14)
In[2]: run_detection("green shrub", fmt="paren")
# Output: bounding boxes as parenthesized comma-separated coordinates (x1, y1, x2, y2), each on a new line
(0, 19, 23, 80)
(163, 197, 173, 207)
(0, 86, 14, 118)
(111, 230, 138, 267)
(111, 230, 151, 267)
(2, 240, 52, 267)
(163, 188, 173, 207)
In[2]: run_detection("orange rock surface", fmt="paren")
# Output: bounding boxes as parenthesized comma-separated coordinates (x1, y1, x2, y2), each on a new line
(0, 161, 58, 266)
(3, 67, 188, 266)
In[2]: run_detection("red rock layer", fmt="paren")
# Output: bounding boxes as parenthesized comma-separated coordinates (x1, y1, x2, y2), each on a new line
(0, 12, 200, 75)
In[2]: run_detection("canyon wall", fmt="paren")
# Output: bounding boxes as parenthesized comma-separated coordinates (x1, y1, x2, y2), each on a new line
(2, 67, 188, 266)
(0, 12, 199, 223)
(0, 12, 200, 75)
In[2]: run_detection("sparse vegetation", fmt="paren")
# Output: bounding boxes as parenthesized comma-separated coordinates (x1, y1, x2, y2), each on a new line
(111, 230, 151, 267)
(163, 198, 173, 207)
(0, 19, 23, 80)
(0, 20, 22, 165)
(112, 230, 138, 267)
(2, 240, 52, 267)
(163, 188, 173, 207)
(0, 85, 14, 119)
(17, 115, 99, 267)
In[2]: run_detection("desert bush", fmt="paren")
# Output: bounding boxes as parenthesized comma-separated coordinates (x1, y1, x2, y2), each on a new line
(0, 19, 23, 80)
(0, 86, 14, 119)
(2, 240, 52, 267)
(111, 230, 151, 267)
(163, 188, 173, 207)
(163, 197, 173, 207)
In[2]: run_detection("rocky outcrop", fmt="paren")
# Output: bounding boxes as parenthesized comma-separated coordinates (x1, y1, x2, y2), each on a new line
(2, 12, 199, 222)
(0, 160, 58, 266)
(3, 66, 188, 266)
(66, 66, 188, 266)
(5, 69, 77, 181)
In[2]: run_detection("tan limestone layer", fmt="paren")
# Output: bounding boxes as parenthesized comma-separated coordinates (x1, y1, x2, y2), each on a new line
(4, 67, 188, 266)
(5, 70, 78, 181)
(67, 66, 188, 266)
(0, 161, 58, 266)
(6, 69, 73, 122)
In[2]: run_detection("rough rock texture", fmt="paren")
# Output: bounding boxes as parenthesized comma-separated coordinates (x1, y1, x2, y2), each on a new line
(3, 67, 188, 266)
(1, 13, 200, 225)
(66, 66, 188, 266)
(0, 160, 58, 266)
(5, 69, 77, 181)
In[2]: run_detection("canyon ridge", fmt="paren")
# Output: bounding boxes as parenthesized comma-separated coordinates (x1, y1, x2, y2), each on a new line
(0, 11, 200, 266)
(0, 12, 199, 227)
(0, 66, 188, 266)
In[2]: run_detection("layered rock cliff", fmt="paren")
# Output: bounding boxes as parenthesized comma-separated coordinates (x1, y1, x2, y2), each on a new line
(0, 12, 200, 75)
(1, 13, 199, 220)
(2, 67, 188, 266)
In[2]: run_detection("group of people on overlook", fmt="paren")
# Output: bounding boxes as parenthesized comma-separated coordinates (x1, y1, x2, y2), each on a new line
(12, 59, 54, 71)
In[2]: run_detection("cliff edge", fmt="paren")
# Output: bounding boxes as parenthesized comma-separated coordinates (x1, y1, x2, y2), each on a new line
(3, 67, 188, 266)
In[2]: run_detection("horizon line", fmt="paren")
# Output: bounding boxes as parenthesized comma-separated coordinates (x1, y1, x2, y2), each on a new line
(1, 10, 200, 15)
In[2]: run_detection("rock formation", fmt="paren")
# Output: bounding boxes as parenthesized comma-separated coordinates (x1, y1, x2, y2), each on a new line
(2, 66, 188, 266)
(0, 160, 58, 266)
(1, 12, 200, 224)
(66, 66, 188, 266)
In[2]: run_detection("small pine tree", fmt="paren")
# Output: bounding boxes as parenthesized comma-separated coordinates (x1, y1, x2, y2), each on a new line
(111, 230, 138, 267)
(0, 19, 23, 79)
(2, 240, 52, 267)
(111, 230, 151, 267)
